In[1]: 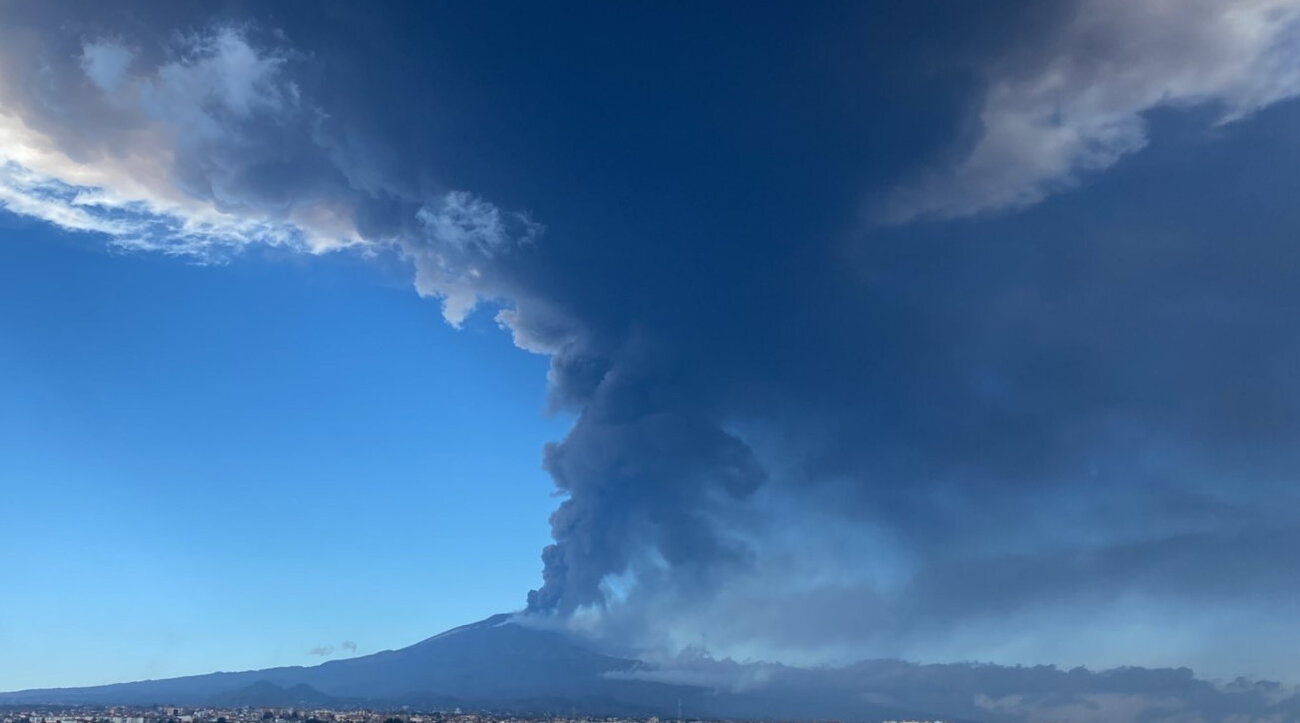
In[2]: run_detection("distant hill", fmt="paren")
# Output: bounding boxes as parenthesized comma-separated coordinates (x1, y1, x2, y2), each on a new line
(6, 613, 1300, 722)
(210, 682, 343, 709)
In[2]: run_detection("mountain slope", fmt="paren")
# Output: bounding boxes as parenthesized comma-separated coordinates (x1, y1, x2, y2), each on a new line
(8, 615, 1300, 722)
(0, 614, 688, 713)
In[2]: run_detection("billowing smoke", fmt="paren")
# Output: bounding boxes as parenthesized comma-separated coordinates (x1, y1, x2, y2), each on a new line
(5, 0, 1300, 681)
(517, 325, 768, 613)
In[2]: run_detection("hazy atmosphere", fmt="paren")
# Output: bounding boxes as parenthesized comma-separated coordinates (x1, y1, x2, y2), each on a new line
(5, 1, 1300, 720)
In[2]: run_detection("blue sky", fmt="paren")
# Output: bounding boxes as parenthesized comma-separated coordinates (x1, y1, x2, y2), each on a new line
(0, 222, 563, 688)
(6, 0, 1300, 693)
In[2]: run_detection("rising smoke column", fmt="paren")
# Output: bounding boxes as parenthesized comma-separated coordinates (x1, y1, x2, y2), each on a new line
(6, 0, 1300, 676)
(522, 331, 769, 612)
(0, 7, 768, 618)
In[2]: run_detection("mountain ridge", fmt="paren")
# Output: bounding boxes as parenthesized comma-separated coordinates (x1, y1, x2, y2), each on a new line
(7, 614, 1300, 722)
(0, 614, 691, 715)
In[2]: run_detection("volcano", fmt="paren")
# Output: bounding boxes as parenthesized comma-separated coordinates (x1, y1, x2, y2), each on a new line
(0, 614, 689, 714)
(7, 614, 1299, 722)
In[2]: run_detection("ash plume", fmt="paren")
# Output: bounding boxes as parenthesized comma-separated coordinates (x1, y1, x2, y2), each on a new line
(3, 0, 1300, 680)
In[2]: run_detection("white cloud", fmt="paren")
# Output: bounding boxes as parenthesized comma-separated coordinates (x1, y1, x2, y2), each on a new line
(410, 191, 542, 325)
(0, 27, 323, 255)
(884, 0, 1300, 222)
(0, 24, 535, 324)
(0, 163, 130, 235)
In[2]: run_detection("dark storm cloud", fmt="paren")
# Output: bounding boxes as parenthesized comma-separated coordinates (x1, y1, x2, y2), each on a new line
(4, 0, 1300, 680)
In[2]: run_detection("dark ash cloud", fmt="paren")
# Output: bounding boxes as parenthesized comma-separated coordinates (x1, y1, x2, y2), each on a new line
(4, 0, 1300, 682)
